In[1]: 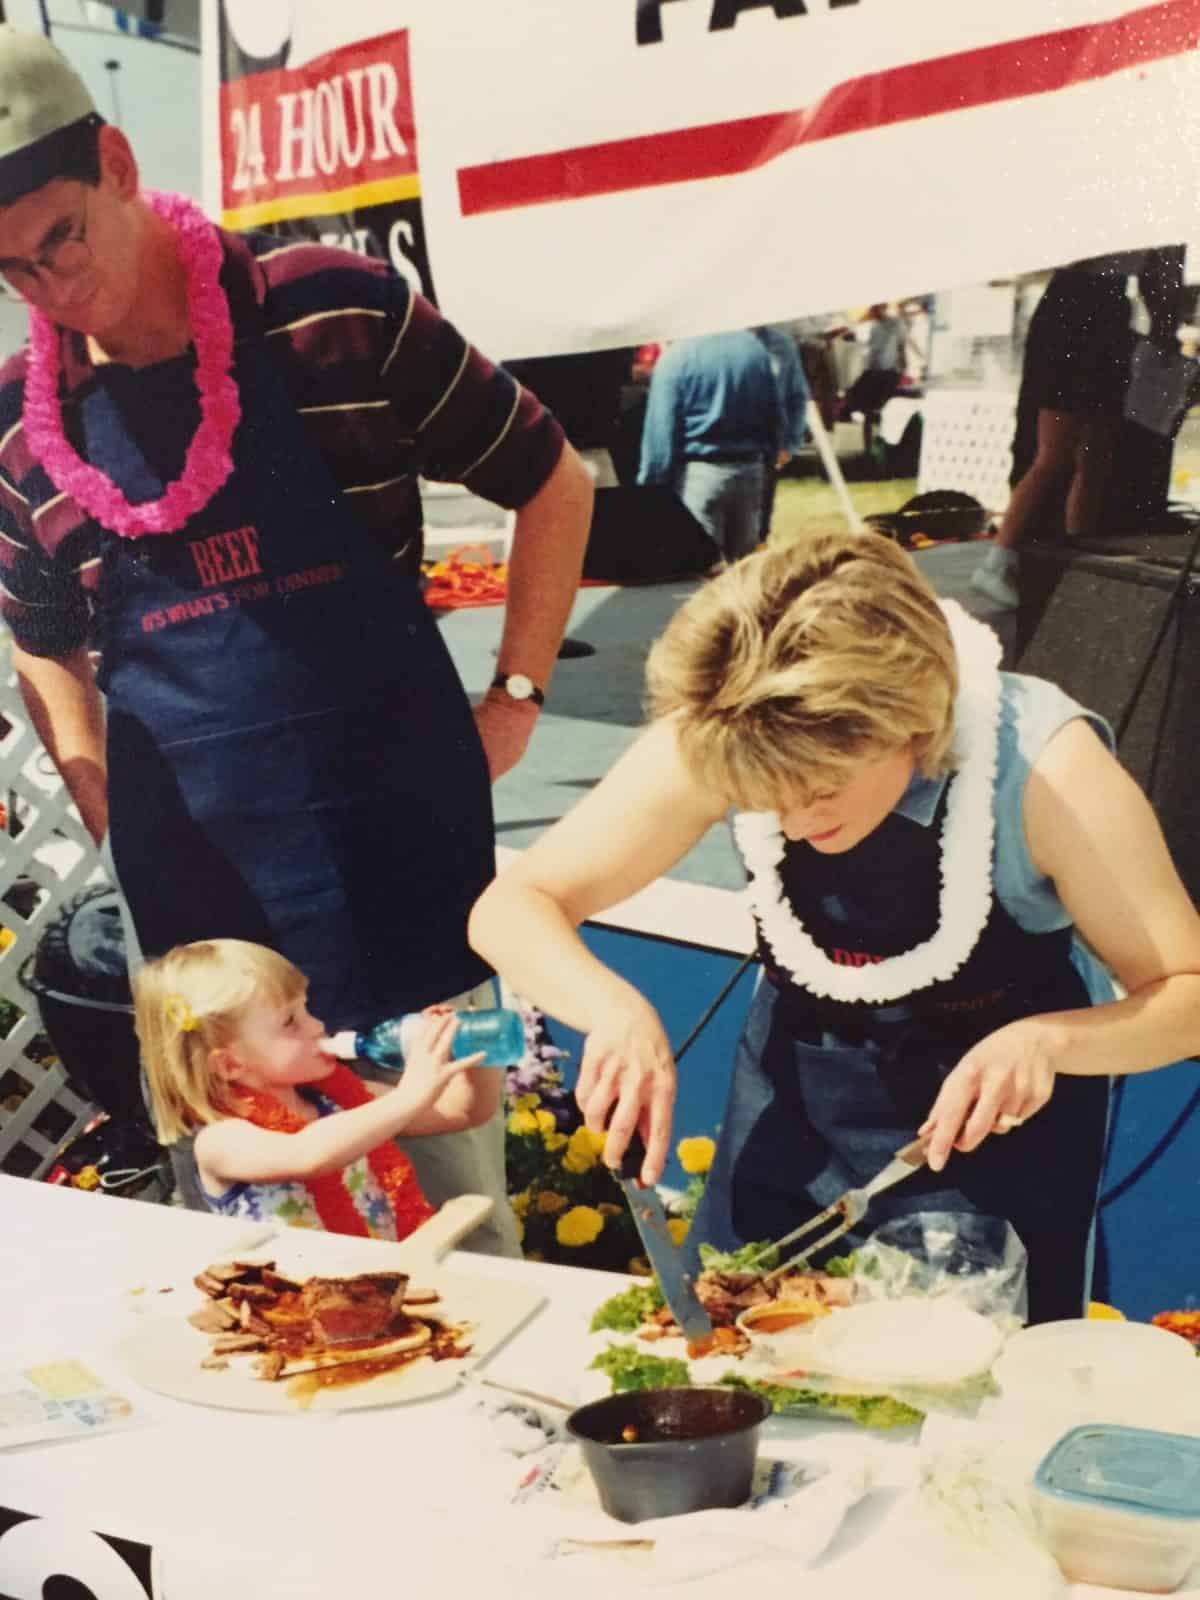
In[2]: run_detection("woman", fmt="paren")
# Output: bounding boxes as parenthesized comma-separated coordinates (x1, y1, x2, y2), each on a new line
(972, 248, 1182, 610)
(469, 531, 1200, 1322)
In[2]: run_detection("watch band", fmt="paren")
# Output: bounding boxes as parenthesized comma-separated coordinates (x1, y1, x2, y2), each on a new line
(491, 671, 545, 707)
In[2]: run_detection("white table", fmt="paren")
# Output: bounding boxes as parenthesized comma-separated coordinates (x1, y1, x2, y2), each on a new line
(0, 1177, 1194, 1599)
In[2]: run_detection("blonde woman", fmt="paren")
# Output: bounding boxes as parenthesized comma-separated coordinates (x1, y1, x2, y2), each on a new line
(469, 531, 1200, 1322)
(134, 940, 493, 1239)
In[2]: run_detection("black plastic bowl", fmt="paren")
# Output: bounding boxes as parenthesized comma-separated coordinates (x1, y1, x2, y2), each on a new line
(566, 1386, 772, 1523)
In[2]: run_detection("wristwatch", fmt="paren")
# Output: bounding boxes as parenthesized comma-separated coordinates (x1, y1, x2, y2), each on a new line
(491, 671, 545, 707)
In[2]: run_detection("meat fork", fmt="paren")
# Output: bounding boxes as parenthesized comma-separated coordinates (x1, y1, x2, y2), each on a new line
(740, 1137, 929, 1282)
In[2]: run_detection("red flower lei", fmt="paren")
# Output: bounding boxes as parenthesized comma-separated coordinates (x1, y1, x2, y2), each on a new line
(23, 190, 241, 537)
(231, 1063, 433, 1241)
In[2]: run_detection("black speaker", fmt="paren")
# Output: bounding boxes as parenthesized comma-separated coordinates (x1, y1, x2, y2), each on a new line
(583, 485, 720, 584)
(1014, 534, 1200, 901)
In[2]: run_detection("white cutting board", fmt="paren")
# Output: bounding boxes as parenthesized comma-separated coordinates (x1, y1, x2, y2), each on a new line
(114, 1196, 547, 1415)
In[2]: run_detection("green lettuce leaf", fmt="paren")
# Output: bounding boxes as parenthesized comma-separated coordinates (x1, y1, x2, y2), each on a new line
(717, 1371, 923, 1429)
(589, 1344, 691, 1392)
(589, 1280, 665, 1332)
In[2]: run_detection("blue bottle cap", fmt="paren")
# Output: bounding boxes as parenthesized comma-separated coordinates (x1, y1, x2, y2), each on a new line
(1034, 1424, 1200, 1522)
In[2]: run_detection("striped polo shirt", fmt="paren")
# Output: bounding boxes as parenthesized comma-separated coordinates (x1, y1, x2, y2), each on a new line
(0, 229, 564, 657)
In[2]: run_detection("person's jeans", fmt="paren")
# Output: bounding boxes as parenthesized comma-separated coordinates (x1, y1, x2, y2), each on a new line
(678, 459, 766, 561)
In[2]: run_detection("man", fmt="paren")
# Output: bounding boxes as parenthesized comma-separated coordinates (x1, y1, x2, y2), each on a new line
(0, 30, 593, 1253)
(753, 324, 809, 539)
(842, 303, 904, 458)
(637, 329, 784, 562)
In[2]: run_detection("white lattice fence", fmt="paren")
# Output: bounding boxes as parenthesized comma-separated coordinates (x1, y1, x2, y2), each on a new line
(1, 649, 102, 1177)
(917, 388, 1018, 516)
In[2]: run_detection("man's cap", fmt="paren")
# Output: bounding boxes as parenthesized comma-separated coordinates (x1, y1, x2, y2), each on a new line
(0, 28, 102, 206)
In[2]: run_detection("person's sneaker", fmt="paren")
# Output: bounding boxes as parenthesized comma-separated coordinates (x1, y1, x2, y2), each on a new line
(971, 552, 1019, 610)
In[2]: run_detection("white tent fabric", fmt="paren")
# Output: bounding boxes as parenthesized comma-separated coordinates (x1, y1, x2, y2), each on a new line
(201, 0, 1200, 356)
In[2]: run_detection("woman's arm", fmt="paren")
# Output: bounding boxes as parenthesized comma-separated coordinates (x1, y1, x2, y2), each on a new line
(1022, 719, 1200, 1066)
(469, 717, 728, 1181)
(921, 719, 1200, 1167)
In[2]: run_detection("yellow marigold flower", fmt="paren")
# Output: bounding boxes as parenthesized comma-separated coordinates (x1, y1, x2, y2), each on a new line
(677, 1135, 716, 1175)
(536, 1189, 568, 1215)
(543, 1131, 568, 1152)
(667, 1217, 690, 1245)
(513, 1093, 540, 1112)
(597, 1202, 623, 1217)
(556, 1205, 605, 1248)
(584, 1126, 609, 1157)
(507, 1109, 538, 1136)
(1088, 1301, 1126, 1321)
(628, 1256, 652, 1277)
(534, 1109, 557, 1134)
(510, 1189, 532, 1219)
(562, 1125, 598, 1174)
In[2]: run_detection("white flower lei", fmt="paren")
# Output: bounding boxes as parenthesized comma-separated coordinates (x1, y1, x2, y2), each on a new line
(732, 601, 1002, 1004)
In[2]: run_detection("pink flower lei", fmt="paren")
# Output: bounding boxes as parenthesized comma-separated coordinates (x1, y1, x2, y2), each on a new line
(23, 190, 241, 538)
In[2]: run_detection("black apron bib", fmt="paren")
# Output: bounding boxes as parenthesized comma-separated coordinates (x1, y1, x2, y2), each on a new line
(691, 792, 1110, 1323)
(92, 328, 493, 1030)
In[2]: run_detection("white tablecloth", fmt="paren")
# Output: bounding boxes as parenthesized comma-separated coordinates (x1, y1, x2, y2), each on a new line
(0, 1176, 1194, 1599)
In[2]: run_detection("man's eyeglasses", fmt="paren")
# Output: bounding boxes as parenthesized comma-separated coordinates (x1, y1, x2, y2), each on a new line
(0, 188, 93, 295)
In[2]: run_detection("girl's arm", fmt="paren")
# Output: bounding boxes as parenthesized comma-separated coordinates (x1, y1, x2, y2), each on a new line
(469, 717, 728, 1182)
(195, 1016, 482, 1187)
(921, 719, 1200, 1167)
(362, 1060, 504, 1135)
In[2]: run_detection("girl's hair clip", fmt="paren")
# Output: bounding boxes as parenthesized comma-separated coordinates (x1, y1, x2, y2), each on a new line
(164, 993, 200, 1033)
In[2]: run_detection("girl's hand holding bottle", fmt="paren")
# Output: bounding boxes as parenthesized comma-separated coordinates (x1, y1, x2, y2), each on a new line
(387, 1010, 486, 1121)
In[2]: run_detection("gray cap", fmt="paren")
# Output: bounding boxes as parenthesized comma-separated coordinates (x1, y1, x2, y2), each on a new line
(0, 27, 101, 206)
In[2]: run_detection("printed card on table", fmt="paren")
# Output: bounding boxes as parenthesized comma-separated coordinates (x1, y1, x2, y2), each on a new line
(0, 1358, 144, 1451)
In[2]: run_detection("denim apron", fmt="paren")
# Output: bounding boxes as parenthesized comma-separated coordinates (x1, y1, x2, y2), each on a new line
(89, 326, 493, 1032)
(688, 793, 1110, 1323)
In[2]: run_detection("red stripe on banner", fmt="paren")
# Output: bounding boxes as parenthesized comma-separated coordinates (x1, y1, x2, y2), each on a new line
(458, 0, 1200, 216)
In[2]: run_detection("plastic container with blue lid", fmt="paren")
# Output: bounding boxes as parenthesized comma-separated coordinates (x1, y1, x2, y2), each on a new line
(1030, 1423, 1200, 1592)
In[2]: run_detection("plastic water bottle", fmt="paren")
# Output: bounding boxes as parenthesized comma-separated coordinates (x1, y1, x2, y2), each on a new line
(325, 1008, 526, 1071)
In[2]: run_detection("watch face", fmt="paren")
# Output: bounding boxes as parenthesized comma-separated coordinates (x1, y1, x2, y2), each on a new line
(507, 674, 534, 699)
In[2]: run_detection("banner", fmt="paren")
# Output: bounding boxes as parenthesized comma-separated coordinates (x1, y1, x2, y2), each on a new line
(209, 2, 433, 298)
(203, 0, 1200, 357)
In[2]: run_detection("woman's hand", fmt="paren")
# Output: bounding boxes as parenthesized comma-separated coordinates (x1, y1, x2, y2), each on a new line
(919, 1016, 1061, 1172)
(574, 1001, 677, 1186)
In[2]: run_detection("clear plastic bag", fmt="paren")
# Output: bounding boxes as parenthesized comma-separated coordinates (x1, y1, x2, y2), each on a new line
(746, 1214, 1027, 1419)
(852, 1211, 1028, 1325)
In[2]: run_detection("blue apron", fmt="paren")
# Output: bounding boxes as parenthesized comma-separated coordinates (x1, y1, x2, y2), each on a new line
(89, 326, 493, 1030)
(688, 791, 1110, 1324)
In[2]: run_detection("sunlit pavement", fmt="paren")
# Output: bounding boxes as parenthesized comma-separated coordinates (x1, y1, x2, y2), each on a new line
(438, 539, 1008, 891)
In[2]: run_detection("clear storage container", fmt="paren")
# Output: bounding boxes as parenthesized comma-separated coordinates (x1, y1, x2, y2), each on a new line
(1030, 1423, 1200, 1593)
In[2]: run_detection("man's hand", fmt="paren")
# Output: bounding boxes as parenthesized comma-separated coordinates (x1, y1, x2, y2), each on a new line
(575, 1000, 677, 1186)
(472, 686, 540, 782)
(918, 1017, 1060, 1172)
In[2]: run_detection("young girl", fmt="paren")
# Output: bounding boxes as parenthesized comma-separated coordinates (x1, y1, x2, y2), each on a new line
(134, 939, 496, 1240)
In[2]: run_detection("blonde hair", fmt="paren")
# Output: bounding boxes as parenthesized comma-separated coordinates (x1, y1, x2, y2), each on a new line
(133, 939, 307, 1144)
(646, 529, 958, 811)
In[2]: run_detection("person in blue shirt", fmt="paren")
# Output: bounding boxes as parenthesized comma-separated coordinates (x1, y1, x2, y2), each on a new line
(638, 330, 785, 561)
(755, 324, 811, 538)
